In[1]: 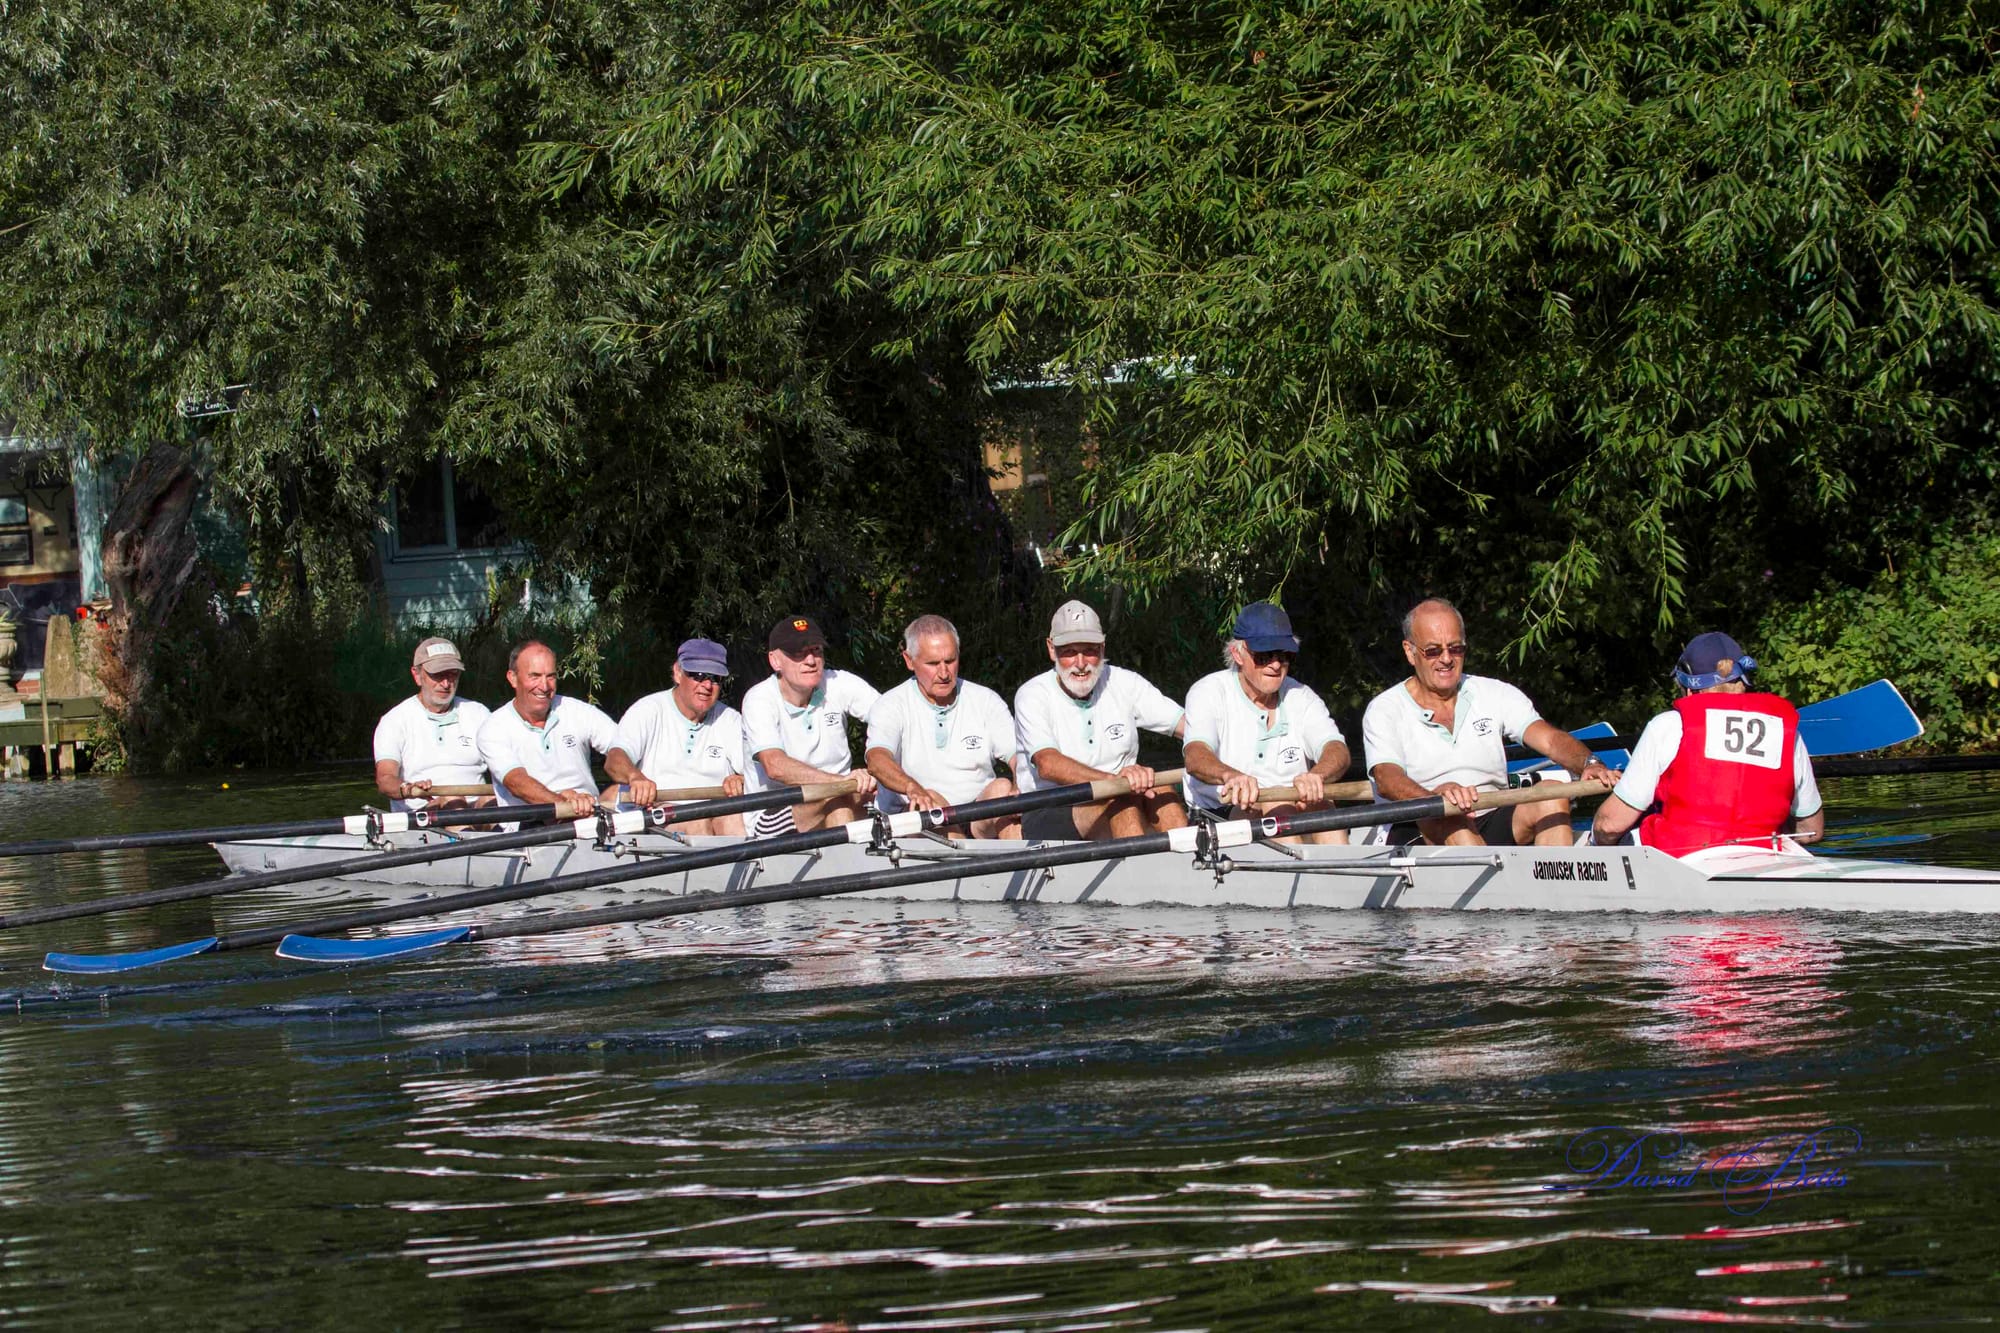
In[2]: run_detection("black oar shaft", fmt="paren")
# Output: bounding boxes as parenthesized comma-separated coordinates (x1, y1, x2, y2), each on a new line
(0, 821, 578, 931)
(456, 783, 1626, 947)
(0, 802, 563, 859)
(216, 781, 1105, 952)
(1816, 754, 2000, 777)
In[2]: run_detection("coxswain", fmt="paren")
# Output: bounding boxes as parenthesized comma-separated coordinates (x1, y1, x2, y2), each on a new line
(476, 639, 634, 815)
(1014, 600, 1187, 839)
(373, 636, 492, 810)
(740, 615, 880, 834)
(608, 638, 752, 836)
(1363, 598, 1614, 846)
(1181, 601, 1352, 844)
(865, 614, 1021, 839)
(1591, 632, 1824, 852)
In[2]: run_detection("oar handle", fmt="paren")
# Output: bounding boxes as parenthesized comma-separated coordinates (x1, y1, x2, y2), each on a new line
(1082, 767, 1187, 799)
(421, 785, 496, 798)
(1254, 778, 1374, 804)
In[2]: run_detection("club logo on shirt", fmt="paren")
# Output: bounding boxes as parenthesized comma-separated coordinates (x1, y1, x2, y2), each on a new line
(1278, 745, 1304, 767)
(1105, 723, 1128, 741)
(563, 735, 577, 748)
(824, 712, 841, 729)
(961, 737, 985, 752)
(705, 744, 724, 760)
(1472, 718, 1496, 738)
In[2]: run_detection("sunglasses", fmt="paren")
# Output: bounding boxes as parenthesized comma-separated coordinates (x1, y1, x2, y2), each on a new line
(1416, 642, 1468, 660)
(686, 672, 728, 685)
(1249, 649, 1296, 667)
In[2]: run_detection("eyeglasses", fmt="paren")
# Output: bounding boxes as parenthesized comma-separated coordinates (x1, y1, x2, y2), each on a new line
(1249, 649, 1295, 667)
(1416, 642, 1468, 660)
(687, 672, 727, 685)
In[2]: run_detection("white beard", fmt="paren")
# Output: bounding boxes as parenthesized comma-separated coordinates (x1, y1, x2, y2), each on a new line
(1060, 665, 1102, 698)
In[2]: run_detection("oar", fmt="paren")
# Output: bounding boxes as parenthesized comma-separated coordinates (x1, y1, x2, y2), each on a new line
(276, 779, 1616, 964)
(44, 771, 1183, 974)
(1813, 753, 2000, 778)
(0, 799, 574, 860)
(1500, 680, 1923, 763)
(3, 781, 855, 934)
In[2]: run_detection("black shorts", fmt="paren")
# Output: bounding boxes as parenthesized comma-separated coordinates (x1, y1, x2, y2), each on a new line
(1022, 805, 1081, 841)
(1385, 805, 1519, 848)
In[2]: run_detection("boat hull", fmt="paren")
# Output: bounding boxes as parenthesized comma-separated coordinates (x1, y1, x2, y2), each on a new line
(212, 831, 2000, 914)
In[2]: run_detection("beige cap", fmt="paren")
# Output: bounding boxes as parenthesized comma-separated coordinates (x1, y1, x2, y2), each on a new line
(1048, 600, 1106, 647)
(412, 637, 465, 674)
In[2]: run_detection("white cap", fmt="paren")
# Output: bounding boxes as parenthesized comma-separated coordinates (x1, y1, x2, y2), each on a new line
(1048, 600, 1105, 647)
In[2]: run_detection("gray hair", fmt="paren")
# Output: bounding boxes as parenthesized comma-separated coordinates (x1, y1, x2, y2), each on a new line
(903, 614, 959, 657)
(1223, 638, 1246, 669)
(1401, 597, 1465, 644)
(508, 638, 552, 673)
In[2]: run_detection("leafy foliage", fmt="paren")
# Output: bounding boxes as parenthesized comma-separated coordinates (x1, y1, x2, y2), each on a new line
(5, 0, 1999, 761)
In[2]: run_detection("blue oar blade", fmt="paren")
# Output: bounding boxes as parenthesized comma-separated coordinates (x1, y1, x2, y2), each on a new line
(45, 936, 220, 975)
(1509, 722, 1615, 775)
(275, 926, 471, 964)
(1798, 680, 1923, 756)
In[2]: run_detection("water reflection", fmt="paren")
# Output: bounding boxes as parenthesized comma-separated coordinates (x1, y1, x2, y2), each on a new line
(1636, 924, 1849, 1058)
(0, 771, 1993, 1326)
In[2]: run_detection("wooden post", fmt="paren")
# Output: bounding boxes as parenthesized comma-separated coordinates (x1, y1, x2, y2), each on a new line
(38, 685, 52, 777)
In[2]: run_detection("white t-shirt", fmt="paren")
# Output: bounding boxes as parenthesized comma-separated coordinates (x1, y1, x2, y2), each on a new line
(866, 678, 1016, 810)
(373, 696, 492, 809)
(1014, 666, 1184, 791)
(1181, 669, 1345, 810)
(477, 696, 619, 806)
(1613, 709, 1822, 818)
(741, 669, 880, 787)
(1362, 675, 1542, 794)
(613, 691, 748, 792)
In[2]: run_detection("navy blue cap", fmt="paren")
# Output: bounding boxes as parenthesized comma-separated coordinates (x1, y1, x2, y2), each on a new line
(1232, 601, 1300, 654)
(1674, 631, 1755, 689)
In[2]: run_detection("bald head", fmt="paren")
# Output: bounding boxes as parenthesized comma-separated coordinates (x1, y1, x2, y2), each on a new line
(1402, 598, 1464, 645)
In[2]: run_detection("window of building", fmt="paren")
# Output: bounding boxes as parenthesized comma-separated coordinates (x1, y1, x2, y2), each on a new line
(391, 458, 508, 555)
(0, 494, 30, 566)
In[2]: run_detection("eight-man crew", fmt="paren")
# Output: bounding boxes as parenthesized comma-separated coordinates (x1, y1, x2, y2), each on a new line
(476, 639, 637, 815)
(1014, 600, 1187, 839)
(865, 613, 1022, 840)
(1363, 598, 1615, 847)
(607, 638, 752, 837)
(1591, 632, 1825, 852)
(1181, 602, 1353, 845)
(741, 615, 881, 834)
(373, 636, 491, 810)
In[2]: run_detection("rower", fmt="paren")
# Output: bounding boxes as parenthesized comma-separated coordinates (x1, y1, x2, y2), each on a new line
(1014, 599, 1187, 839)
(1363, 598, 1613, 846)
(741, 615, 880, 834)
(476, 639, 635, 816)
(1591, 631, 1825, 852)
(608, 638, 752, 836)
(373, 636, 492, 810)
(1181, 601, 1352, 844)
(865, 613, 1022, 839)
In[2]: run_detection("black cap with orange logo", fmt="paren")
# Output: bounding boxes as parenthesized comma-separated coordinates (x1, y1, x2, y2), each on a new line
(768, 615, 828, 655)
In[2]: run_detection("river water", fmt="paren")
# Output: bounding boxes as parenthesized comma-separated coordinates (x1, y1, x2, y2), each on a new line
(0, 770, 1997, 1329)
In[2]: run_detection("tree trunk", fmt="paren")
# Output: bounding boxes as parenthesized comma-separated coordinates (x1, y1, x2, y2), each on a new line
(94, 443, 201, 718)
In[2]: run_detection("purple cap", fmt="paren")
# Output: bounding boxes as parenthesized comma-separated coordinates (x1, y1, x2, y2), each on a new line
(1232, 601, 1300, 653)
(676, 638, 729, 677)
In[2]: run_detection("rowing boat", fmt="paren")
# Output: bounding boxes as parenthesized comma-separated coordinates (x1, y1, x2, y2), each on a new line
(213, 829, 2000, 913)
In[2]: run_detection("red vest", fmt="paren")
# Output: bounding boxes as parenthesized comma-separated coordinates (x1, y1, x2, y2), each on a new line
(1639, 693, 1800, 856)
